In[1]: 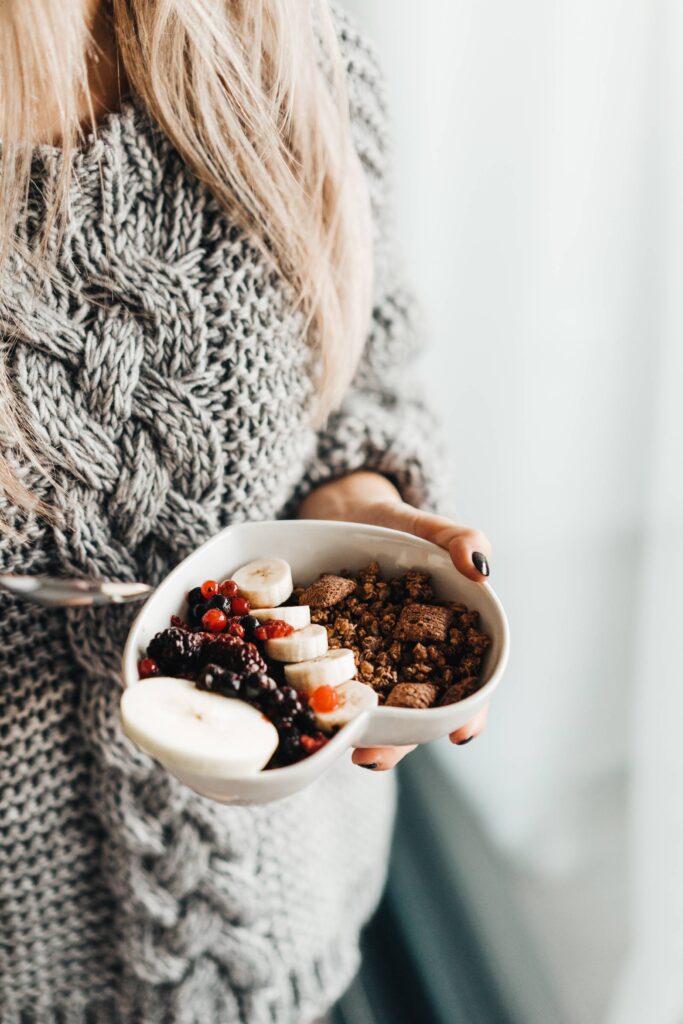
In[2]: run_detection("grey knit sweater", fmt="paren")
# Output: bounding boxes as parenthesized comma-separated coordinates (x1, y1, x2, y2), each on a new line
(0, 12, 446, 1024)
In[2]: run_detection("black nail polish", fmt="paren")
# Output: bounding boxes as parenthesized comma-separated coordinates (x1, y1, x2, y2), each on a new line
(472, 552, 490, 577)
(457, 737, 474, 746)
(359, 762, 378, 770)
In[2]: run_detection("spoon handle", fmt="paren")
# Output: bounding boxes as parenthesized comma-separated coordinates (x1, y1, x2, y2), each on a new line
(0, 574, 153, 607)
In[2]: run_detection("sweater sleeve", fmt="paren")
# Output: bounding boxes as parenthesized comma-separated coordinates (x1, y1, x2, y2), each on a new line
(288, 10, 454, 517)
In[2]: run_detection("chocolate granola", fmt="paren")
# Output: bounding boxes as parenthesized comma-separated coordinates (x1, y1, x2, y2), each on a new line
(292, 562, 491, 708)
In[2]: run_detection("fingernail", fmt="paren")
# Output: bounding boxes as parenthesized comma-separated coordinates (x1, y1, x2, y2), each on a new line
(359, 762, 379, 770)
(472, 551, 490, 577)
(456, 736, 474, 746)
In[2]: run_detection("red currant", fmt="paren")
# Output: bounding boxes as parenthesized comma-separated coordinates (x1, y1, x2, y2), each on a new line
(138, 657, 160, 679)
(200, 579, 218, 599)
(170, 615, 190, 632)
(202, 608, 227, 632)
(255, 625, 268, 641)
(219, 579, 239, 597)
(310, 685, 339, 713)
(300, 734, 329, 755)
(225, 619, 245, 639)
(231, 596, 250, 616)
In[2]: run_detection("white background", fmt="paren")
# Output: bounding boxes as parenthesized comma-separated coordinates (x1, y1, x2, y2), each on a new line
(345, 2, 683, 1022)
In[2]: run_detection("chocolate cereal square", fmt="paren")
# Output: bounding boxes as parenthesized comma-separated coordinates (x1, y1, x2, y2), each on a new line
(395, 603, 452, 642)
(385, 682, 439, 709)
(298, 574, 357, 609)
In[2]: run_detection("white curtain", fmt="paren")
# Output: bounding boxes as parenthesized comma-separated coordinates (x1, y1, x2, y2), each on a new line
(345, 2, 683, 1022)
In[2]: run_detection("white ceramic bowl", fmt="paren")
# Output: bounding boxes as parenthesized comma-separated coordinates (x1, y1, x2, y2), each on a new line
(121, 520, 509, 803)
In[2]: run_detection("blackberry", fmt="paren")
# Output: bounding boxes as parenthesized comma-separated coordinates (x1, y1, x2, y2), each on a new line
(196, 663, 227, 693)
(280, 687, 300, 707)
(280, 732, 303, 762)
(210, 641, 267, 678)
(240, 615, 260, 642)
(196, 664, 242, 696)
(297, 705, 318, 732)
(147, 627, 201, 674)
(199, 633, 242, 667)
(267, 688, 287, 709)
(243, 672, 277, 701)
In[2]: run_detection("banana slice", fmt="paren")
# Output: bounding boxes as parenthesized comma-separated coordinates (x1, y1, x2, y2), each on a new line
(232, 557, 293, 608)
(284, 648, 356, 694)
(314, 680, 378, 730)
(251, 605, 311, 629)
(264, 623, 328, 663)
(120, 677, 279, 777)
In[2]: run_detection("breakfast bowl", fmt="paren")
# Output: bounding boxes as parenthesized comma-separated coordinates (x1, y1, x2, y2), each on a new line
(121, 519, 510, 803)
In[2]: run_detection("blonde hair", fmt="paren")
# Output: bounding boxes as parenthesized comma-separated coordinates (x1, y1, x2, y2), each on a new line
(0, 0, 372, 526)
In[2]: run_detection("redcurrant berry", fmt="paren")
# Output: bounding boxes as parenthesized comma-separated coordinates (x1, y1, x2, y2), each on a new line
(138, 657, 160, 679)
(202, 608, 228, 632)
(200, 580, 218, 599)
(219, 579, 239, 597)
(231, 596, 250, 616)
(310, 685, 339, 713)
(300, 734, 329, 755)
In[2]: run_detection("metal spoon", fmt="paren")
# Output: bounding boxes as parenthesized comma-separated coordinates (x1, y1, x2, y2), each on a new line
(0, 574, 152, 607)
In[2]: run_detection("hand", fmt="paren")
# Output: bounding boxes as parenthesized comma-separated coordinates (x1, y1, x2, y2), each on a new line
(297, 471, 492, 770)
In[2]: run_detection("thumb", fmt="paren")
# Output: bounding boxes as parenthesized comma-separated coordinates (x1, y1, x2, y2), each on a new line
(368, 501, 492, 583)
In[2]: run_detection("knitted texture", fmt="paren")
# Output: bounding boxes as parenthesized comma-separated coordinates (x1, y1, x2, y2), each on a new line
(0, 10, 447, 1024)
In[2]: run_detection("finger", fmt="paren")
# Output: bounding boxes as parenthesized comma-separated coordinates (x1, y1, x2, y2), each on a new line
(447, 531, 492, 582)
(368, 503, 493, 583)
(409, 509, 493, 582)
(352, 744, 417, 771)
(449, 703, 489, 745)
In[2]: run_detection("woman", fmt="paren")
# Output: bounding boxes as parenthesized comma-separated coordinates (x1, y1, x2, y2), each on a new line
(0, 1, 491, 1021)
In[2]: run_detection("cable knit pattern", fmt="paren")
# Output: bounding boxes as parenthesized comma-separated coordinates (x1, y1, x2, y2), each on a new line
(0, 10, 445, 1024)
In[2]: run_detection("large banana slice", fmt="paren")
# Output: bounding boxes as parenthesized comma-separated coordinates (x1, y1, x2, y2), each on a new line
(120, 677, 279, 777)
(284, 648, 356, 694)
(314, 680, 378, 730)
(264, 623, 328, 663)
(232, 557, 293, 608)
(251, 605, 311, 629)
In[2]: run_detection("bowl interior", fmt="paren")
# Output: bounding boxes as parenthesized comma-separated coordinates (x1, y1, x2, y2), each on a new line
(123, 519, 506, 689)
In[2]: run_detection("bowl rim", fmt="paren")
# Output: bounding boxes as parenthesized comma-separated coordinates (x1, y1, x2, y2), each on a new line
(121, 519, 510, 778)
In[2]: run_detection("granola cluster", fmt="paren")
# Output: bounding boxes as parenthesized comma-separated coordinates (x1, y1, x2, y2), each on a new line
(290, 562, 491, 709)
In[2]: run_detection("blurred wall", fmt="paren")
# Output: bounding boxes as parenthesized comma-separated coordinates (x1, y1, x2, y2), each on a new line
(344, 0, 661, 865)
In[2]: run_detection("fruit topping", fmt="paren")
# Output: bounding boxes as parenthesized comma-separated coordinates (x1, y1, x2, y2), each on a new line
(310, 685, 339, 714)
(202, 608, 228, 633)
(254, 619, 294, 641)
(120, 677, 279, 778)
(138, 657, 160, 679)
(219, 579, 239, 597)
(239, 615, 261, 641)
(232, 557, 293, 608)
(300, 733, 329, 755)
(147, 627, 202, 675)
(200, 579, 218, 599)
(225, 619, 246, 639)
(230, 595, 250, 616)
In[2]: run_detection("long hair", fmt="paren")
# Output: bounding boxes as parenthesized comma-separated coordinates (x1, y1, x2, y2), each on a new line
(0, 0, 372, 528)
